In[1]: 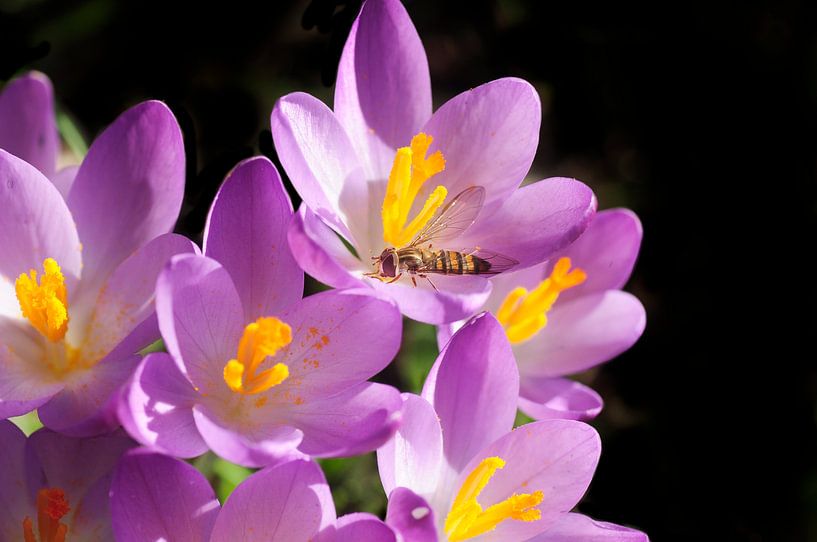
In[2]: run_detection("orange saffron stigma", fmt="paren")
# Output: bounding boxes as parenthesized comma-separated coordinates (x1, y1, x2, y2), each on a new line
(444, 457, 544, 541)
(23, 488, 70, 542)
(15, 258, 69, 342)
(223, 316, 292, 395)
(496, 257, 587, 344)
(381, 132, 447, 247)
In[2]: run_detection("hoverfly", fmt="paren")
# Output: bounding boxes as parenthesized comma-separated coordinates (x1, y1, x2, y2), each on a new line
(367, 186, 519, 289)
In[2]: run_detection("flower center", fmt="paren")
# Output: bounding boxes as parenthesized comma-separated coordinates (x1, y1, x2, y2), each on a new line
(223, 316, 292, 395)
(23, 487, 70, 542)
(381, 132, 447, 247)
(444, 456, 543, 541)
(15, 258, 69, 342)
(496, 257, 587, 344)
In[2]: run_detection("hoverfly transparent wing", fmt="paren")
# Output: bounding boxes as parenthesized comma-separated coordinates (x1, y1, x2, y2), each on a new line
(409, 186, 485, 248)
(464, 248, 520, 275)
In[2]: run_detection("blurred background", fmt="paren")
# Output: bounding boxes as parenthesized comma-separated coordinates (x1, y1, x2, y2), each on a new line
(2, 0, 816, 539)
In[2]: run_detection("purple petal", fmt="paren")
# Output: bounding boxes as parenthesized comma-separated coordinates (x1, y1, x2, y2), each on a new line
(518, 376, 604, 421)
(421, 78, 540, 213)
(204, 156, 304, 320)
(0, 149, 81, 283)
(0, 72, 58, 178)
(156, 254, 244, 393)
(28, 428, 134, 535)
(271, 92, 366, 245)
(385, 487, 438, 542)
(288, 205, 365, 290)
(549, 208, 643, 302)
(515, 291, 646, 378)
(211, 458, 335, 541)
(70, 474, 117, 540)
(368, 273, 492, 325)
(334, 0, 431, 179)
(454, 420, 600, 541)
(37, 353, 141, 436)
(67, 101, 185, 290)
(81, 233, 196, 364)
(457, 177, 597, 270)
(377, 393, 443, 497)
(283, 382, 401, 457)
(118, 352, 208, 458)
(421, 313, 518, 473)
(529, 513, 649, 542)
(273, 289, 402, 399)
(110, 449, 220, 542)
(334, 513, 397, 542)
(0, 320, 63, 417)
(51, 165, 78, 199)
(0, 420, 34, 539)
(193, 405, 304, 468)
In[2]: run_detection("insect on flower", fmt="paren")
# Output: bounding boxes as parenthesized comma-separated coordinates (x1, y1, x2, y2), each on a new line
(367, 186, 519, 290)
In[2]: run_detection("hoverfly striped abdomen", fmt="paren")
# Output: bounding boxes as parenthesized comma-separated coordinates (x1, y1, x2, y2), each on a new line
(429, 250, 492, 275)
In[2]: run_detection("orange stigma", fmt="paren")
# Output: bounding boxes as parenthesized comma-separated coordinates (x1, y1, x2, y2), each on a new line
(496, 257, 587, 344)
(15, 258, 69, 342)
(23, 488, 70, 542)
(444, 457, 544, 541)
(381, 132, 447, 247)
(223, 316, 292, 395)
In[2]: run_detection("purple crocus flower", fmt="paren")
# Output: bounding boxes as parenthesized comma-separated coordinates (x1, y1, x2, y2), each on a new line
(0, 73, 61, 182)
(119, 157, 403, 467)
(110, 450, 396, 542)
(0, 419, 134, 541)
(273, 0, 596, 325)
(0, 101, 192, 436)
(378, 313, 648, 541)
(438, 209, 646, 421)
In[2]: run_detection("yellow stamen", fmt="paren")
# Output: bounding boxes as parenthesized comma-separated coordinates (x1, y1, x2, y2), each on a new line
(223, 316, 292, 395)
(444, 456, 544, 541)
(382, 132, 447, 247)
(496, 257, 587, 344)
(15, 258, 69, 342)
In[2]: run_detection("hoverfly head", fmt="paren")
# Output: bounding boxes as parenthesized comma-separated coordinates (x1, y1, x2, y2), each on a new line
(378, 249, 399, 278)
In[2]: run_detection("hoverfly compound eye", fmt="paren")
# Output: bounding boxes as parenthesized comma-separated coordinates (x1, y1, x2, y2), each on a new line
(380, 250, 397, 277)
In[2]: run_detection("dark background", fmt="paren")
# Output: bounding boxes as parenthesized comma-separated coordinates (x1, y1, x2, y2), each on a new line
(2, 0, 816, 540)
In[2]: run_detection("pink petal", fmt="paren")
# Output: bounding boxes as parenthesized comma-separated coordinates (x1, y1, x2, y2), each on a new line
(334, 0, 432, 179)
(204, 156, 303, 320)
(0, 72, 58, 178)
(67, 101, 185, 290)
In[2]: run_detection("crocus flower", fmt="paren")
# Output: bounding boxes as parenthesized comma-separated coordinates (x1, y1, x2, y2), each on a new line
(0, 71, 78, 198)
(438, 209, 646, 421)
(378, 313, 648, 541)
(0, 101, 192, 436)
(274, 0, 596, 325)
(119, 157, 403, 467)
(0, 419, 134, 541)
(110, 450, 397, 542)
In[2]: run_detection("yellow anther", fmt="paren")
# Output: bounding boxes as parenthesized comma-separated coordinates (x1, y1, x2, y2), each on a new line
(445, 456, 544, 541)
(382, 132, 446, 247)
(223, 316, 292, 395)
(496, 257, 587, 344)
(15, 258, 69, 342)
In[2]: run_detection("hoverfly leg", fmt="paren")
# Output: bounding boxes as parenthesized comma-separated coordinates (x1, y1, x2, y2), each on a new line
(386, 273, 403, 284)
(411, 276, 418, 288)
(420, 274, 439, 292)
